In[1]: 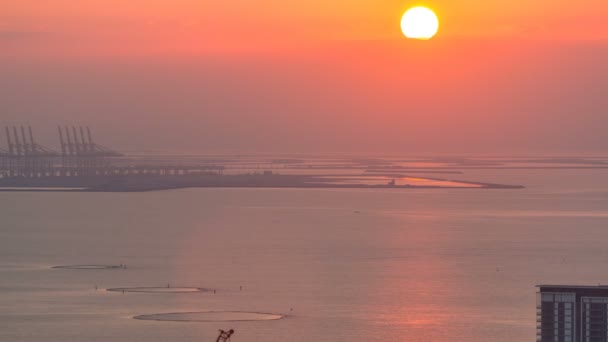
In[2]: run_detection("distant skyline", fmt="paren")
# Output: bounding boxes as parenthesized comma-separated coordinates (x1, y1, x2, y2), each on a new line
(1, 1, 607, 154)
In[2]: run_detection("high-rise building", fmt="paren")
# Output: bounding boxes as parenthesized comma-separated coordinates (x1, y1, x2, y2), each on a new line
(537, 285, 608, 342)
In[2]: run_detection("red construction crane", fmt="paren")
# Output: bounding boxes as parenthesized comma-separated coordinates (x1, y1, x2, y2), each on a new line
(215, 329, 235, 342)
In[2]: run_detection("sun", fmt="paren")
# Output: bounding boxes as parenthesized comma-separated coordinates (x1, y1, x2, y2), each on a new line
(401, 6, 439, 40)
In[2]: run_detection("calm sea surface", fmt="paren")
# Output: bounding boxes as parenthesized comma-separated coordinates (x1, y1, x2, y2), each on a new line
(2, 169, 608, 341)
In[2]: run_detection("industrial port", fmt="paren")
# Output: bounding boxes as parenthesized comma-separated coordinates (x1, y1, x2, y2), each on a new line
(0, 126, 524, 191)
(0, 125, 229, 190)
(2, 126, 122, 178)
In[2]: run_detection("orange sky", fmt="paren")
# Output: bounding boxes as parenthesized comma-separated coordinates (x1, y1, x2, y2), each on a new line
(1, 1, 608, 154)
(3, 0, 608, 57)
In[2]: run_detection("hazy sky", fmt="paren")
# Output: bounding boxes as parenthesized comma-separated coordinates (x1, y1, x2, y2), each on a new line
(1, 1, 607, 154)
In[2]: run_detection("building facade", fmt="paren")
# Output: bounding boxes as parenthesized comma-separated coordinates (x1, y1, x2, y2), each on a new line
(537, 285, 608, 342)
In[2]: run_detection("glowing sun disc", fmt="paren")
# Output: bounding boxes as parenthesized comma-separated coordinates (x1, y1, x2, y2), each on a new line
(401, 6, 439, 40)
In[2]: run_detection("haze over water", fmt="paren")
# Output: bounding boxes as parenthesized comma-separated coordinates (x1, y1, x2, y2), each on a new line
(3, 0, 608, 340)
(2, 167, 608, 341)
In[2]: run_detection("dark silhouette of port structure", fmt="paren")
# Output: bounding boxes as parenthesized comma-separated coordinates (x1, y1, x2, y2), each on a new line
(0, 125, 223, 189)
(0, 125, 524, 191)
(1, 126, 122, 178)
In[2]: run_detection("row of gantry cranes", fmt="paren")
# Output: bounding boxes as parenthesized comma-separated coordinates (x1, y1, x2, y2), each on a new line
(0, 126, 123, 178)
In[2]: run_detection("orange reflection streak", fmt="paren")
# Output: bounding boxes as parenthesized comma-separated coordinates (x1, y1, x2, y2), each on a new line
(364, 212, 461, 340)
(401, 177, 482, 188)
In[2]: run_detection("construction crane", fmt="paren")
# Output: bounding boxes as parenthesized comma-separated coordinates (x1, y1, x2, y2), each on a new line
(215, 329, 235, 342)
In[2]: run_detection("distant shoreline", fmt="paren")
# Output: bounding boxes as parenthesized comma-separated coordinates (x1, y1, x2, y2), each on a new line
(0, 174, 524, 192)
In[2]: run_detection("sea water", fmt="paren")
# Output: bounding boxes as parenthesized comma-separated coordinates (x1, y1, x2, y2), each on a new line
(2, 169, 608, 341)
